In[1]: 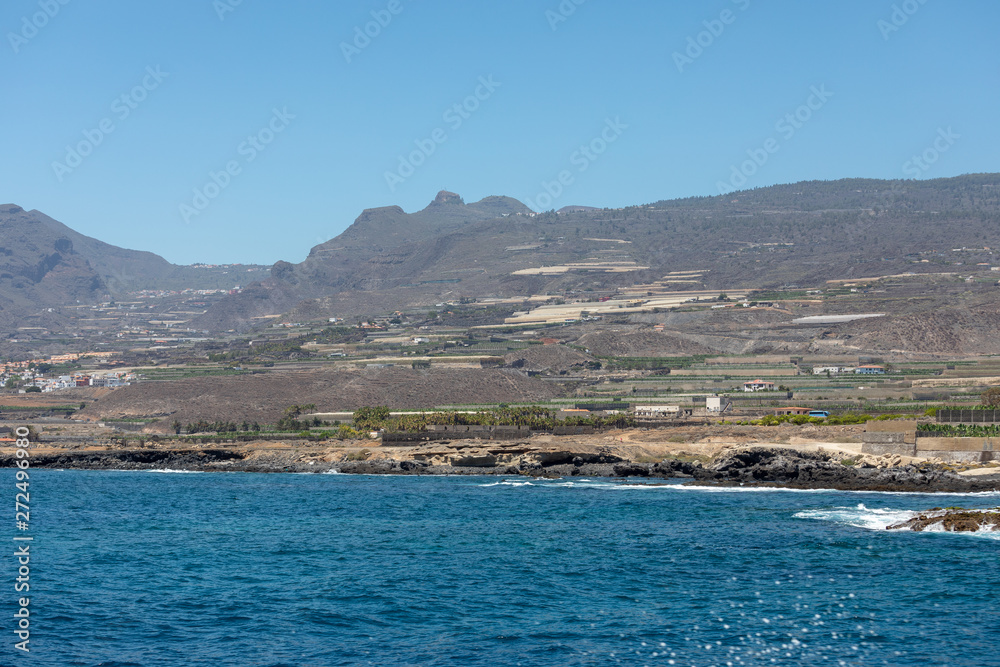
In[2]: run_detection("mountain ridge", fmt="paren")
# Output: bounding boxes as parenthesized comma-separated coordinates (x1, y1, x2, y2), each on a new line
(192, 175, 1000, 331)
(5, 174, 1000, 334)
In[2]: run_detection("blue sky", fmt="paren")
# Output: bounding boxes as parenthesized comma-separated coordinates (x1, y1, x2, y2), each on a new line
(2, 0, 997, 265)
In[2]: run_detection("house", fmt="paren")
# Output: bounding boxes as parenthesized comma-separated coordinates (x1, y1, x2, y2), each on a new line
(855, 365, 886, 375)
(706, 396, 732, 413)
(557, 408, 591, 421)
(743, 379, 775, 392)
(813, 366, 849, 375)
(772, 407, 812, 416)
(633, 405, 680, 418)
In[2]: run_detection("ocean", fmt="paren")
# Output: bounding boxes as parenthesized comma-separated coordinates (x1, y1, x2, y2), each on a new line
(5, 470, 999, 666)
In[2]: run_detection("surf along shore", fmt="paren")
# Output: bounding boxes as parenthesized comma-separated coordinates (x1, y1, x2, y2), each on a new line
(3, 423, 999, 493)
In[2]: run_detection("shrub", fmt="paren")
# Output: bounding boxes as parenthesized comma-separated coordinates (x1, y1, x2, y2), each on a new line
(336, 425, 361, 440)
(981, 387, 1000, 408)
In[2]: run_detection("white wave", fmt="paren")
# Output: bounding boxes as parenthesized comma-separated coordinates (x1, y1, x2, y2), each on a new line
(478, 478, 640, 489)
(145, 468, 204, 474)
(479, 480, 536, 487)
(623, 484, 1000, 498)
(795, 503, 1000, 539)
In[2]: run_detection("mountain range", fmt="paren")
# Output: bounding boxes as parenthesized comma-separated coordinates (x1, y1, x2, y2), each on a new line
(0, 204, 252, 333)
(3, 174, 1000, 333)
(193, 174, 1000, 330)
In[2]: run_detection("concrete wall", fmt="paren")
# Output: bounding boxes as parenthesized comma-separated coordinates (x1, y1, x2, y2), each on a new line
(864, 421, 916, 445)
(916, 437, 997, 463)
(916, 437, 998, 452)
(861, 442, 916, 457)
(863, 432, 905, 444)
(862, 423, 998, 462)
(917, 451, 989, 464)
(865, 420, 918, 433)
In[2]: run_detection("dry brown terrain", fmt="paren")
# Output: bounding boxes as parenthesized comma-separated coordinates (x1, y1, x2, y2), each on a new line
(0, 387, 110, 407)
(574, 330, 718, 357)
(503, 344, 595, 372)
(76, 367, 565, 431)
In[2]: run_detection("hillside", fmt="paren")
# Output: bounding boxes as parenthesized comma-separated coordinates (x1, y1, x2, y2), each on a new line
(194, 175, 1000, 331)
(0, 205, 266, 334)
(78, 366, 565, 431)
(0, 204, 111, 332)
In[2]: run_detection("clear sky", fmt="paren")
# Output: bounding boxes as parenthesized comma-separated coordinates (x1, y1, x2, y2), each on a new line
(2, 0, 997, 265)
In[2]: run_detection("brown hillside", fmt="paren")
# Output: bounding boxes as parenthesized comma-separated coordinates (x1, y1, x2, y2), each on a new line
(503, 344, 596, 372)
(574, 329, 717, 357)
(79, 367, 565, 431)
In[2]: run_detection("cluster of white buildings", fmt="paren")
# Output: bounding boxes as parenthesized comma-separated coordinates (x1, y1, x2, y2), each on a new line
(0, 370, 135, 393)
(812, 365, 887, 376)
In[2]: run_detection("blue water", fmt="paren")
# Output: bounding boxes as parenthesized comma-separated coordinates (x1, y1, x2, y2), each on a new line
(5, 471, 1000, 666)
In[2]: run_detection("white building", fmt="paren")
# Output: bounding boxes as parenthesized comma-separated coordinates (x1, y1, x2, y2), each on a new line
(743, 379, 775, 392)
(813, 366, 850, 375)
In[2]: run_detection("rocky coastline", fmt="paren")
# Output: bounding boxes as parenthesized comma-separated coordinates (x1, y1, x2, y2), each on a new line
(887, 507, 1000, 532)
(4, 444, 998, 493)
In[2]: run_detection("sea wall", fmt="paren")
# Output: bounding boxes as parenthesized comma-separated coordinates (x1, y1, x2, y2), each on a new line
(861, 421, 918, 456)
(861, 421, 998, 462)
(916, 437, 997, 463)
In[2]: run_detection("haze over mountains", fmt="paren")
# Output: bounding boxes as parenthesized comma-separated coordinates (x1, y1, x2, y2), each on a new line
(3, 174, 1000, 334)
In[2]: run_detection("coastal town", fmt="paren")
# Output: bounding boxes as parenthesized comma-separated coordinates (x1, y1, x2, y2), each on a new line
(0, 351, 135, 392)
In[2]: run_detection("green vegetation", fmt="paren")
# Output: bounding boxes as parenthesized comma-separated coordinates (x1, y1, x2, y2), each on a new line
(602, 354, 712, 371)
(184, 420, 262, 434)
(275, 404, 319, 431)
(206, 339, 310, 363)
(918, 423, 1000, 437)
(731, 413, 903, 426)
(351, 405, 636, 432)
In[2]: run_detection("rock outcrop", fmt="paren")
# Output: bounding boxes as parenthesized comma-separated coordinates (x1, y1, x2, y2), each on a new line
(687, 447, 1000, 493)
(887, 508, 1000, 532)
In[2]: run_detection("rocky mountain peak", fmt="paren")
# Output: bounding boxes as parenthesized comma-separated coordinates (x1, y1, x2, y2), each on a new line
(432, 190, 464, 205)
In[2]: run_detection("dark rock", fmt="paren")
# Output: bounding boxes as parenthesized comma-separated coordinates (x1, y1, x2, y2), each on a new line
(686, 447, 1000, 493)
(613, 463, 651, 477)
(887, 507, 1000, 532)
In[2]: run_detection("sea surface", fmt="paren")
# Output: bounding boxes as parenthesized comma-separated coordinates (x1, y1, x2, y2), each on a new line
(5, 471, 1000, 666)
